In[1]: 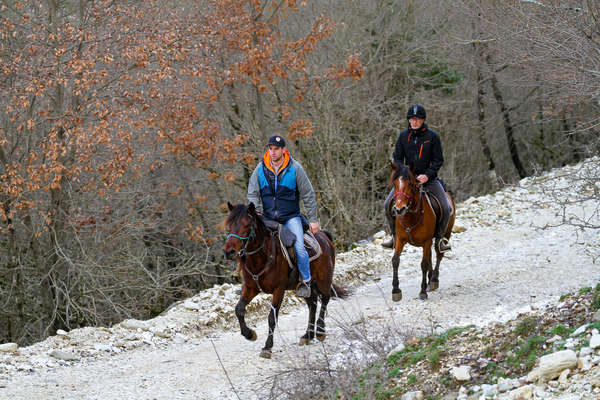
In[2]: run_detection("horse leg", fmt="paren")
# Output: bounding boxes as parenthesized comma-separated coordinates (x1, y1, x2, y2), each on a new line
(391, 241, 406, 302)
(260, 288, 285, 359)
(235, 296, 257, 342)
(428, 247, 443, 292)
(299, 291, 318, 345)
(419, 244, 433, 300)
(315, 292, 330, 342)
(429, 205, 452, 292)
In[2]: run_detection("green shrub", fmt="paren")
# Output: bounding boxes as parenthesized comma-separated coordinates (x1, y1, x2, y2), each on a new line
(550, 324, 572, 337)
(579, 287, 592, 295)
(514, 317, 537, 337)
(407, 374, 417, 385)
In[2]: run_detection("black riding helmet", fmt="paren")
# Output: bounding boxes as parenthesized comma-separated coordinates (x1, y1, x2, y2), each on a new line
(407, 104, 426, 119)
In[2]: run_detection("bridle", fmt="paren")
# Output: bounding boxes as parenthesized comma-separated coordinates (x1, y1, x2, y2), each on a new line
(392, 179, 425, 242)
(225, 215, 276, 293)
(226, 223, 263, 258)
(392, 177, 419, 216)
(394, 188, 413, 206)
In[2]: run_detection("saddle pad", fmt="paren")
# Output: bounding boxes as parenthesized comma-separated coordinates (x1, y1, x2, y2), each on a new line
(425, 191, 455, 234)
(303, 231, 322, 261)
(278, 224, 296, 248)
(279, 231, 322, 272)
(262, 217, 296, 247)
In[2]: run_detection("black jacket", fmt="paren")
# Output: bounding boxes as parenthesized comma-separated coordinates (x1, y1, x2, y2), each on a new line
(393, 123, 443, 180)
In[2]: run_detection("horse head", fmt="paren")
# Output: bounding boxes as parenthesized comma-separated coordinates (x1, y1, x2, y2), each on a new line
(390, 163, 418, 217)
(223, 202, 260, 260)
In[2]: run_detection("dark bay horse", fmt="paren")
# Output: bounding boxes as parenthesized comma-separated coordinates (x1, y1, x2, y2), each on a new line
(389, 163, 455, 301)
(223, 202, 346, 359)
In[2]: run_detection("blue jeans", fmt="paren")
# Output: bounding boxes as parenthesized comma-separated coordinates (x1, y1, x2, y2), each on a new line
(284, 216, 310, 281)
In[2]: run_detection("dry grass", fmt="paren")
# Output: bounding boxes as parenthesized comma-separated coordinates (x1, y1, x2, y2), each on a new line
(265, 284, 600, 399)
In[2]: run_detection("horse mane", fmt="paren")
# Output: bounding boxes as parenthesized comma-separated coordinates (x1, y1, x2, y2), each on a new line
(392, 163, 413, 182)
(225, 203, 267, 233)
(225, 203, 249, 227)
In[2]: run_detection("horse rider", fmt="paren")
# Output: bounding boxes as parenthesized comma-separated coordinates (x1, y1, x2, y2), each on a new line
(247, 135, 320, 298)
(382, 104, 453, 253)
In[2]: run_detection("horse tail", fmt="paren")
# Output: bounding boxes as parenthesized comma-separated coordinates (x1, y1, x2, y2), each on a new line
(330, 283, 350, 299)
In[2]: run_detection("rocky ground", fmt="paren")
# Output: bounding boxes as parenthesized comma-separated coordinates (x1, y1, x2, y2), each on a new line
(350, 287, 600, 400)
(0, 158, 599, 400)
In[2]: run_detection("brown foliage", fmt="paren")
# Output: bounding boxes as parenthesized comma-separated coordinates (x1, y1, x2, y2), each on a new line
(0, 0, 361, 344)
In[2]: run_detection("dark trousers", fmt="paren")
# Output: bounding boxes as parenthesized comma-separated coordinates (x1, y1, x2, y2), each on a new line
(383, 179, 452, 239)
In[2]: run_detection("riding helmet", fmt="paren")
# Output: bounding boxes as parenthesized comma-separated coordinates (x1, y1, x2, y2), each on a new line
(406, 104, 426, 119)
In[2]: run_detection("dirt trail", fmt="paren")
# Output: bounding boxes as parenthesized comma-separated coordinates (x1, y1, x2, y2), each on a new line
(1, 162, 598, 400)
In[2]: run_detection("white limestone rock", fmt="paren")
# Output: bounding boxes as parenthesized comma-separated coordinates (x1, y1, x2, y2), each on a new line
(48, 349, 80, 361)
(498, 377, 521, 392)
(451, 365, 471, 382)
(0, 343, 18, 353)
(120, 319, 150, 331)
(589, 334, 600, 349)
(387, 342, 406, 358)
(506, 384, 534, 400)
(571, 324, 588, 337)
(527, 350, 577, 383)
(401, 391, 424, 400)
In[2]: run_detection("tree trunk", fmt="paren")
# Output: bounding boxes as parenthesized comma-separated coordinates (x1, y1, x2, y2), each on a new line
(488, 64, 527, 179)
(562, 110, 581, 164)
(472, 40, 496, 174)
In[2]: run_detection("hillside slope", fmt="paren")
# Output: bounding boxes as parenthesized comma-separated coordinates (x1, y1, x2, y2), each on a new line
(0, 159, 599, 400)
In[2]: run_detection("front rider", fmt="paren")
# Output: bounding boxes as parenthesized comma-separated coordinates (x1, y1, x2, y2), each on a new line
(247, 135, 320, 298)
(382, 104, 453, 253)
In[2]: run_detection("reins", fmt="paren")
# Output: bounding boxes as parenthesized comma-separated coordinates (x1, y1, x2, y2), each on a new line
(397, 185, 426, 243)
(242, 231, 277, 293)
(227, 218, 277, 293)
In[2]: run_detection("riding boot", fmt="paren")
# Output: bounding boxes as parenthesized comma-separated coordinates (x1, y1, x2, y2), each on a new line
(435, 218, 452, 253)
(428, 179, 453, 253)
(296, 279, 311, 298)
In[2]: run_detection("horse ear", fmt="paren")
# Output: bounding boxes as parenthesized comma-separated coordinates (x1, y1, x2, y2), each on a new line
(227, 202, 234, 211)
(391, 161, 398, 172)
(248, 202, 256, 214)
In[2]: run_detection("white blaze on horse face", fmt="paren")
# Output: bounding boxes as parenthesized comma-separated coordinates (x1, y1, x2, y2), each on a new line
(395, 177, 409, 209)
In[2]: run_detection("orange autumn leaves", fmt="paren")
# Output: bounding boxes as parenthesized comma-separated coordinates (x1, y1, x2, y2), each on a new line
(0, 0, 362, 240)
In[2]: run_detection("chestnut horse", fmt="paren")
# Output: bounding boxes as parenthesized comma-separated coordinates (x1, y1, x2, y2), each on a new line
(223, 202, 346, 359)
(389, 163, 455, 301)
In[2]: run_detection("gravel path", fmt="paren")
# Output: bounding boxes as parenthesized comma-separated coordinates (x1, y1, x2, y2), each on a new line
(1, 162, 599, 400)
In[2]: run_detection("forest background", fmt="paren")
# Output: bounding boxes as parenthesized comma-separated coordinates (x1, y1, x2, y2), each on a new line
(1, 0, 598, 345)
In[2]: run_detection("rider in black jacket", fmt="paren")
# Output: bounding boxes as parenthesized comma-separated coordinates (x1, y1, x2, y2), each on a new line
(382, 104, 453, 253)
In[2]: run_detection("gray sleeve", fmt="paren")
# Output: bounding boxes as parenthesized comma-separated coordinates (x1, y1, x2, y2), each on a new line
(295, 161, 318, 222)
(247, 165, 263, 213)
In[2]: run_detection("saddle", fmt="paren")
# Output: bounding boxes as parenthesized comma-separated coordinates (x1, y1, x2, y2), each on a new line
(262, 217, 322, 272)
(422, 183, 453, 234)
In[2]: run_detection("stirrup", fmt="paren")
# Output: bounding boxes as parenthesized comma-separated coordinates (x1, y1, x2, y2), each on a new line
(381, 237, 394, 249)
(296, 280, 311, 298)
(436, 238, 451, 253)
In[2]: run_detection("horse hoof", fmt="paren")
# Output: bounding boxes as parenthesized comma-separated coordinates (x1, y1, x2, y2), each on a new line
(299, 337, 310, 346)
(392, 291, 402, 302)
(249, 330, 257, 341)
(427, 282, 439, 292)
(419, 292, 428, 300)
(316, 333, 326, 342)
(259, 349, 272, 359)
